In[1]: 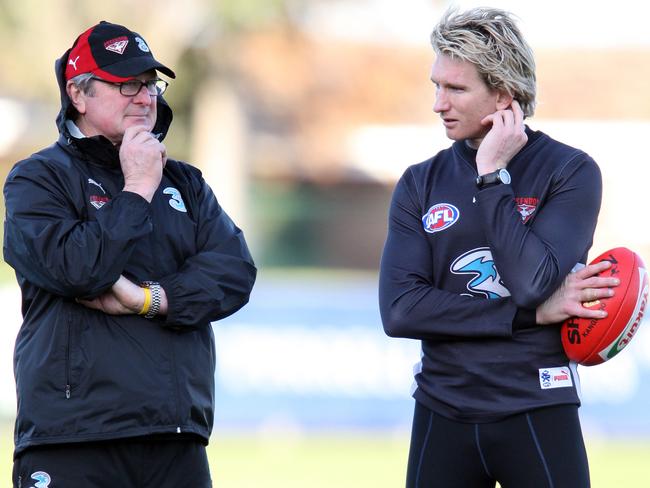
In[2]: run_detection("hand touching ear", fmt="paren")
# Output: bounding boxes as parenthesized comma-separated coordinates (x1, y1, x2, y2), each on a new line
(476, 100, 528, 175)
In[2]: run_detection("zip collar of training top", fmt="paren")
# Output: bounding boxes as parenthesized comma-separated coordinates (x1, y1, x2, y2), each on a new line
(452, 125, 543, 171)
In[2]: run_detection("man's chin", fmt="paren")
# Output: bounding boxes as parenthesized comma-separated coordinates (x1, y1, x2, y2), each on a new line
(444, 128, 463, 141)
(444, 127, 486, 144)
(124, 118, 155, 131)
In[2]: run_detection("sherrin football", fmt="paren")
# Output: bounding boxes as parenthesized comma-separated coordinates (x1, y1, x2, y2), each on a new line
(561, 247, 648, 366)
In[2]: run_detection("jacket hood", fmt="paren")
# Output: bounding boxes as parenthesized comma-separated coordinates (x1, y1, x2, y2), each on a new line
(54, 47, 174, 143)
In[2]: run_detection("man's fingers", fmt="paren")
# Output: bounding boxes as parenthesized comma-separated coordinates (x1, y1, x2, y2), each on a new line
(574, 260, 611, 280)
(120, 130, 166, 167)
(511, 100, 524, 126)
(76, 297, 101, 310)
(581, 275, 620, 289)
(481, 113, 496, 126)
(572, 261, 620, 292)
(581, 286, 614, 303)
(501, 108, 515, 127)
(573, 305, 608, 320)
(131, 132, 160, 147)
(122, 125, 154, 143)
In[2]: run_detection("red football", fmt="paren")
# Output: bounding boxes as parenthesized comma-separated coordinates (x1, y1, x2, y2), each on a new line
(561, 247, 648, 366)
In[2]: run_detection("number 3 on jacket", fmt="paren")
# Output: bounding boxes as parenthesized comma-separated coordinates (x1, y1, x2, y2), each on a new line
(163, 187, 187, 213)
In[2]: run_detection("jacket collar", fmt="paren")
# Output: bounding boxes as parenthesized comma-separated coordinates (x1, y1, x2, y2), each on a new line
(58, 131, 122, 168)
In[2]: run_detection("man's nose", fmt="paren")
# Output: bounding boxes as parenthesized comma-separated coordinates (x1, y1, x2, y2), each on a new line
(133, 85, 154, 104)
(433, 91, 449, 113)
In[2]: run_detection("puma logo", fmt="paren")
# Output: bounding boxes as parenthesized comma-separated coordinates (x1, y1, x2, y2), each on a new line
(68, 56, 80, 71)
(88, 178, 106, 194)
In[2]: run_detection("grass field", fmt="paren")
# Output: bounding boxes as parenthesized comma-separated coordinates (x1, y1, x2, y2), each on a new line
(2, 423, 650, 487)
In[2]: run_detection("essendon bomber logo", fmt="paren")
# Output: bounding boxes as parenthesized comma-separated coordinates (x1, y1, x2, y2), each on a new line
(88, 178, 109, 209)
(90, 195, 109, 209)
(422, 203, 460, 234)
(104, 36, 129, 55)
(515, 197, 538, 223)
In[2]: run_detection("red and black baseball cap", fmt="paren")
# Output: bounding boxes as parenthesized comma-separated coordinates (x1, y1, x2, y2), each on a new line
(64, 21, 175, 82)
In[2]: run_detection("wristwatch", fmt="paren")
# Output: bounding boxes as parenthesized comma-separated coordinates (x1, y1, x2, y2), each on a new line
(476, 168, 511, 188)
(141, 281, 162, 318)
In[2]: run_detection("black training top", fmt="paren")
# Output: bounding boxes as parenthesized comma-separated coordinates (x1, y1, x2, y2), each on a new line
(379, 127, 602, 422)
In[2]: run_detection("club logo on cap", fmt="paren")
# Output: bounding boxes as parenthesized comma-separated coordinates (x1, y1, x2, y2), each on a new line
(63, 21, 177, 82)
(104, 36, 129, 55)
(135, 37, 150, 52)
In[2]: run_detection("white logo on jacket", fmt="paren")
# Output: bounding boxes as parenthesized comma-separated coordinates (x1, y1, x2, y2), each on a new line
(88, 178, 106, 194)
(163, 187, 187, 212)
(539, 367, 574, 389)
(450, 247, 510, 299)
(29, 471, 51, 488)
(88, 178, 109, 209)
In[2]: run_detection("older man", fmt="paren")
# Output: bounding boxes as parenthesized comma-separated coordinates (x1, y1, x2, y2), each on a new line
(5, 21, 256, 487)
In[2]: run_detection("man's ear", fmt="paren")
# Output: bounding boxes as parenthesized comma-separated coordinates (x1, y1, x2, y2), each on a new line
(495, 90, 514, 110)
(67, 81, 86, 115)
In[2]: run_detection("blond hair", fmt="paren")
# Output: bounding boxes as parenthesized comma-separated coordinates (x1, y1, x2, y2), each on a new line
(431, 7, 536, 117)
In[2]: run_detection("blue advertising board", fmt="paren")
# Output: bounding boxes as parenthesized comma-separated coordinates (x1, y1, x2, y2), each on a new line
(213, 274, 650, 437)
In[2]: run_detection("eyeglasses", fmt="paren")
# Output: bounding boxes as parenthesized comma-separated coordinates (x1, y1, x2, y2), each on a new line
(92, 77, 169, 96)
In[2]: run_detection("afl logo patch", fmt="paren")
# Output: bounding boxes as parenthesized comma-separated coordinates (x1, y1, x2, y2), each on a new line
(422, 203, 460, 234)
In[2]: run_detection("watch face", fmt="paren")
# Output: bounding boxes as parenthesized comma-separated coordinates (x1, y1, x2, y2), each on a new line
(498, 169, 511, 184)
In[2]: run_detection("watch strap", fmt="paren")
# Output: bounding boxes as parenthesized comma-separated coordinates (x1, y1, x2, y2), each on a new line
(141, 281, 161, 318)
(476, 168, 510, 188)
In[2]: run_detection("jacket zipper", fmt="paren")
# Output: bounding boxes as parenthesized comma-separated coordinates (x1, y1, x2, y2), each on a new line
(149, 205, 183, 435)
(150, 193, 182, 434)
(169, 334, 183, 433)
(65, 312, 72, 399)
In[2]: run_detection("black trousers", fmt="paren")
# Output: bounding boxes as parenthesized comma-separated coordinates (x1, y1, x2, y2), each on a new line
(13, 438, 212, 488)
(406, 402, 590, 488)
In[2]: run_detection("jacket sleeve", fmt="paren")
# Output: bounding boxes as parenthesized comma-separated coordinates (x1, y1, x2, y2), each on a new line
(3, 157, 152, 298)
(379, 169, 522, 341)
(475, 154, 602, 308)
(158, 174, 256, 328)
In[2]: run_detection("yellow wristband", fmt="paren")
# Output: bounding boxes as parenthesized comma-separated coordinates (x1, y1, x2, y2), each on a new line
(139, 287, 152, 315)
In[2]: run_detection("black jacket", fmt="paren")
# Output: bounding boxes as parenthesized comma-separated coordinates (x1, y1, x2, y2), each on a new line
(3, 51, 256, 455)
